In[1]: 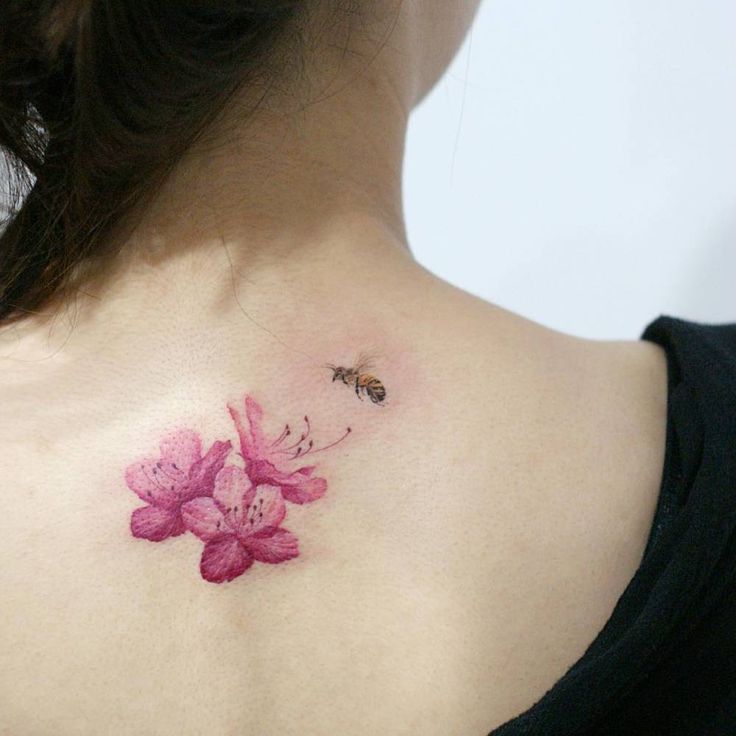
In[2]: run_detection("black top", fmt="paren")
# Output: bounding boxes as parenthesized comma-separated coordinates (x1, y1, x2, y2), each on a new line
(489, 314, 736, 736)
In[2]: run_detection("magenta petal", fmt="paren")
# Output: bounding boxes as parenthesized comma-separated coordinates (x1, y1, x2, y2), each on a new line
(125, 459, 180, 508)
(131, 505, 181, 541)
(186, 440, 232, 500)
(159, 429, 202, 475)
(181, 497, 225, 541)
(213, 466, 252, 514)
(228, 394, 269, 460)
(124, 458, 159, 497)
(227, 399, 253, 459)
(280, 471, 327, 505)
(244, 396, 267, 450)
(245, 484, 286, 533)
(247, 527, 299, 564)
(200, 537, 253, 583)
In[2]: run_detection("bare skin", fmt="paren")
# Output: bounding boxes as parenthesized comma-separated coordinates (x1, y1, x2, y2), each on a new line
(0, 2, 669, 734)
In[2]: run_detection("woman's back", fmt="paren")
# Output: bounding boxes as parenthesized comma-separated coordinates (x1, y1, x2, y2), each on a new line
(6, 0, 731, 732)
(0, 252, 670, 734)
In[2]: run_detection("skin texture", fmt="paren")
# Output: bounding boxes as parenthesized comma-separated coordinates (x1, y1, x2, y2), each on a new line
(0, 1, 669, 734)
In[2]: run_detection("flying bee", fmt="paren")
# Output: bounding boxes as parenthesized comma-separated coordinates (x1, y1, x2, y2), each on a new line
(327, 353, 387, 405)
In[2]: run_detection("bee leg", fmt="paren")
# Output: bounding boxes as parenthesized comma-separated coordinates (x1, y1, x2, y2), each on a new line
(355, 382, 363, 400)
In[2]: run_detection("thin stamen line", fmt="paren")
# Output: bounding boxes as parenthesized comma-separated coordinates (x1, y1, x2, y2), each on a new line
(304, 427, 352, 456)
(278, 416, 311, 452)
(279, 433, 306, 451)
(293, 439, 314, 459)
(270, 424, 291, 447)
(145, 466, 170, 492)
(156, 463, 183, 484)
(273, 436, 306, 455)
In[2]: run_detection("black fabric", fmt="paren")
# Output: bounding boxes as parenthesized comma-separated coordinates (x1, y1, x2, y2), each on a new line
(489, 314, 736, 736)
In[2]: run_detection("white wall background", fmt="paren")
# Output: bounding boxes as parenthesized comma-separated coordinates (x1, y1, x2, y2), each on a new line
(404, 0, 736, 339)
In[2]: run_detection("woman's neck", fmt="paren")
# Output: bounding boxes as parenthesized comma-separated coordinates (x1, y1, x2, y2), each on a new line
(1, 19, 421, 364)
(0, 210, 420, 372)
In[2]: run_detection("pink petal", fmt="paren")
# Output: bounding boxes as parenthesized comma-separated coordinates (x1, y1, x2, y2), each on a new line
(227, 399, 251, 458)
(242, 484, 286, 534)
(125, 458, 159, 496)
(130, 505, 183, 541)
(186, 440, 232, 500)
(227, 404, 246, 452)
(159, 429, 202, 475)
(228, 395, 268, 460)
(200, 538, 253, 583)
(252, 463, 327, 505)
(213, 466, 252, 515)
(125, 459, 180, 509)
(244, 396, 267, 450)
(280, 468, 327, 505)
(181, 497, 226, 541)
(245, 458, 280, 486)
(246, 527, 299, 564)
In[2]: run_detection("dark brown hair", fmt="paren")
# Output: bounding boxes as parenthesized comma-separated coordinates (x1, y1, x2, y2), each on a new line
(0, 0, 315, 322)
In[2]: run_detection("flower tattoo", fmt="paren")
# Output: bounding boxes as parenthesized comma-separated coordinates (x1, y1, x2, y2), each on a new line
(125, 430, 232, 542)
(124, 395, 350, 583)
(182, 468, 299, 583)
(228, 395, 350, 504)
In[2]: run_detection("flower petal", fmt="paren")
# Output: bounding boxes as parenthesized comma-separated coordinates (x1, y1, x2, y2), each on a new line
(244, 395, 267, 448)
(200, 537, 253, 583)
(125, 459, 180, 508)
(181, 497, 226, 541)
(242, 484, 286, 535)
(228, 395, 267, 460)
(186, 440, 232, 500)
(213, 466, 252, 516)
(159, 429, 202, 475)
(130, 505, 183, 541)
(246, 527, 299, 564)
(280, 467, 327, 505)
(250, 463, 327, 505)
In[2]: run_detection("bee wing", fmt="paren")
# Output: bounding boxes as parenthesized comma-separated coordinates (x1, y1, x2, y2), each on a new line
(354, 350, 378, 373)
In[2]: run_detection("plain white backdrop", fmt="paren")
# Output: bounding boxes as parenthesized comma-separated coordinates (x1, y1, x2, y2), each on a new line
(404, 0, 736, 339)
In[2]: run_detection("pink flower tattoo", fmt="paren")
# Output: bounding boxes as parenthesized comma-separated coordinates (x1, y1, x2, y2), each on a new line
(182, 467, 299, 583)
(125, 430, 232, 542)
(228, 395, 350, 505)
(123, 394, 351, 583)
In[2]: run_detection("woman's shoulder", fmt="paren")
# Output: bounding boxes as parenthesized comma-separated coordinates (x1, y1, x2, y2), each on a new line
(491, 311, 736, 735)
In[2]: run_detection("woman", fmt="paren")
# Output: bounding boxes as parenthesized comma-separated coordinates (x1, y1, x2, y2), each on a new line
(0, 2, 734, 734)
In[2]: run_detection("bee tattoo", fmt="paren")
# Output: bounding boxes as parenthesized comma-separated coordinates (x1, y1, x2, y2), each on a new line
(328, 354, 387, 405)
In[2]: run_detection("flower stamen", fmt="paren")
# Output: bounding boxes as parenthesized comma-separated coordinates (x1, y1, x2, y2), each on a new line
(289, 427, 351, 458)
(270, 424, 291, 447)
(276, 415, 311, 453)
